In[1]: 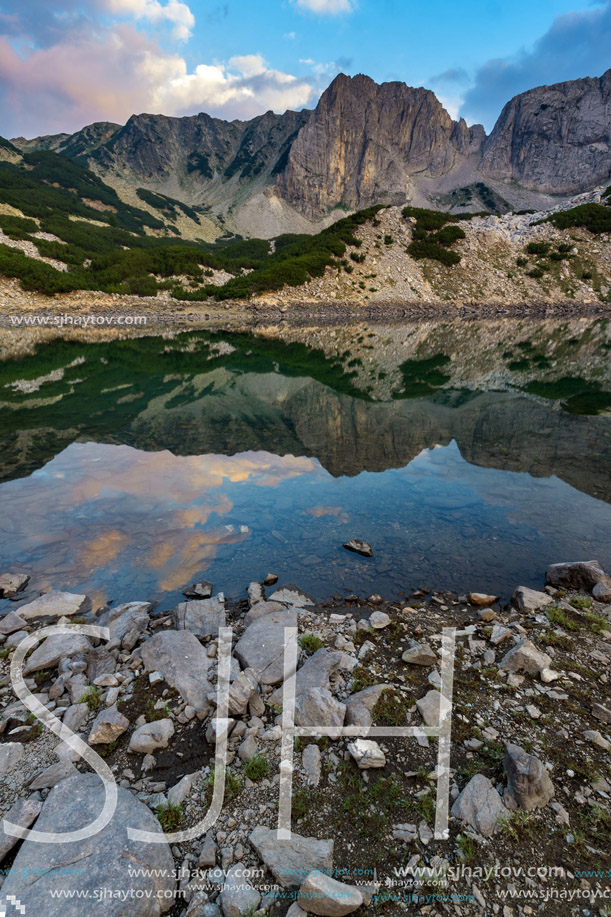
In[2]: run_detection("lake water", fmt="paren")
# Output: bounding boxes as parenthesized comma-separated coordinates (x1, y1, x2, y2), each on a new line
(1, 318, 610, 612)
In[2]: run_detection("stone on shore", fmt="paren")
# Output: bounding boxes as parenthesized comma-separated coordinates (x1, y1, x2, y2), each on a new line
(182, 581, 213, 599)
(23, 633, 92, 674)
(268, 648, 342, 706)
(0, 573, 29, 598)
(18, 591, 90, 621)
(0, 742, 24, 777)
(347, 738, 386, 769)
(402, 643, 437, 665)
(0, 773, 174, 915)
(294, 688, 346, 728)
(512, 586, 554, 613)
(220, 864, 261, 917)
(97, 601, 151, 643)
(345, 684, 391, 727)
(416, 689, 451, 727)
(129, 718, 174, 754)
(0, 611, 27, 635)
(249, 826, 333, 888)
(498, 640, 551, 676)
(174, 595, 225, 638)
(298, 871, 363, 916)
(469, 592, 499, 606)
(545, 560, 611, 592)
(342, 539, 373, 558)
(140, 630, 213, 710)
(29, 760, 78, 789)
(0, 794, 42, 864)
(593, 581, 611, 602)
(451, 774, 508, 837)
(503, 743, 555, 810)
(88, 705, 130, 745)
(267, 585, 314, 607)
(234, 608, 298, 685)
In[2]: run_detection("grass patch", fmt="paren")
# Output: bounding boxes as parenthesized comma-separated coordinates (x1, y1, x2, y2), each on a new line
(145, 700, 171, 722)
(351, 666, 378, 693)
(300, 634, 324, 653)
(157, 801, 182, 833)
(243, 754, 269, 782)
(372, 689, 408, 726)
(79, 686, 102, 711)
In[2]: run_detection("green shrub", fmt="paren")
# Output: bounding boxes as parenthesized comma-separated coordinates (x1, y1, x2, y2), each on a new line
(79, 686, 102, 711)
(526, 241, 550, 255)
(0, 214, 37, 240)
(543, 203, 611, 234)
(429, 225, 465, 246)
(300, 634, 324, 653)
(408, 240, 461, 266)
(157, 802, 182, 832)
(244, 754, 269, 781)
(516, 256, 528, 267)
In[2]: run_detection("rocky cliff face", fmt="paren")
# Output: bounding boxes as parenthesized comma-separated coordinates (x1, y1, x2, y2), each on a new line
(480, 69, 611, 194)
(11, 70, 611, 233)
(276, 73, 486, 218)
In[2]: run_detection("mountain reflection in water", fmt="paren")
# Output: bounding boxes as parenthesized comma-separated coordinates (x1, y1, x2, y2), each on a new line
(1, 322, 610, 611)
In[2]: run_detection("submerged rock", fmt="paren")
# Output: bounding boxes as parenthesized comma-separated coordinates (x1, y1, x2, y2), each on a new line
(342, 539, 373, 558)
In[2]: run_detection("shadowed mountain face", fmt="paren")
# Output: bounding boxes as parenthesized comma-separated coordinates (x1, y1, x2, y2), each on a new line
(1, 324, 611, 606)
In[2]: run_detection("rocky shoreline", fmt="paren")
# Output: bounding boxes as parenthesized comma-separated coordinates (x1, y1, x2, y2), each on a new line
(0, 561, 610, 916)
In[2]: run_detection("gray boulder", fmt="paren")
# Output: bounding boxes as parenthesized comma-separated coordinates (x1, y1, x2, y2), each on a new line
(234, 608, 298, 685)
(512, 586, 554, 613)
(294, 688, 345, 728)
(220, 864, 261, 917)
(503, 743, 555, 811)
(0, 794, 42, 864)
(23, 633, 92, 674)
(545, 560, 611, 593)
(29, 760, 78, 790)
(174, 595, 225, 638)
(88, 705, 130, 745)
(129, 719, 174, 754)
(416, 689, 450, 727)
(140, 630, 212, 710)
(298, 871, 363, 915)
(0, 611, 27, 635)
(0, 572, 29, 598)
(18, 591, 90, 621)
(593, 581, 611, 603)
(268, 648, 342, 706)
(183, 581, 213, 599)
(0, 742, 24, 777)
(97, 601, 151, 643)
(345, 684, 391, 727)
(0, 773, 174, 914)
(227, 669, 259, 715)
(249, 826, 333, 888)
(498, 640, 551, 676)
(402, 643, 437, 665)
(451, 774, 508, 837)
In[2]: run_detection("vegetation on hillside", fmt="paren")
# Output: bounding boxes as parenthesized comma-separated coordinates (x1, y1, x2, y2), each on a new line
(402, 206, 466, 265)
(542, 202, 611, 234)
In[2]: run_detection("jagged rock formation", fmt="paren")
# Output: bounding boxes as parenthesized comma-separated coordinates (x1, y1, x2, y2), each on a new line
(481, 70, 611, 194)
(276, 73, 485, 218)
(9, 69, 611, 233)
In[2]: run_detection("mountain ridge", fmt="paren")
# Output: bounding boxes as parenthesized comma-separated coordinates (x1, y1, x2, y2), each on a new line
(7, 68, 611, 238)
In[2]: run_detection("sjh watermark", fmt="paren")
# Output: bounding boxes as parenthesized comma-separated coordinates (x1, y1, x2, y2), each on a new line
(4, 614, 467, 848)
(8, 313, 148, 328)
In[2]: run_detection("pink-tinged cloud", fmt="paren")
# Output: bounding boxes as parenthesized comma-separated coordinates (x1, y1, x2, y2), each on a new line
(0, 15, 316, 138)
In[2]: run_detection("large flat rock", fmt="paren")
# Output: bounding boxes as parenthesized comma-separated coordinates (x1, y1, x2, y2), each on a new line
(268, 648, 342, 706)
(235, 608, 298, 685)
(140, 630, 212, 710)
(249, 826, 333, 888)
(97, 602, 151, 642)
(174, 595, 225, 638)
(18, 592, 91, 621)
(23, 633, 92, 674)
(0, 773, 174, 915)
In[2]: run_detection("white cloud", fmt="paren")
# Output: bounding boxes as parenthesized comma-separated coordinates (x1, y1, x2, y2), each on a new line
(295, 0, 355, 15)
(108, 0, 195, 40)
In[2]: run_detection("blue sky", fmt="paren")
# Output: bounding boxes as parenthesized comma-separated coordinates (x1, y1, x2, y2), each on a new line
(0, 0, 610, 137)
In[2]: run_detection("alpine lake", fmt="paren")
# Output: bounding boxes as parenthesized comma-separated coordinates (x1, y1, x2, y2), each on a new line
(1, 315, 610, 614)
